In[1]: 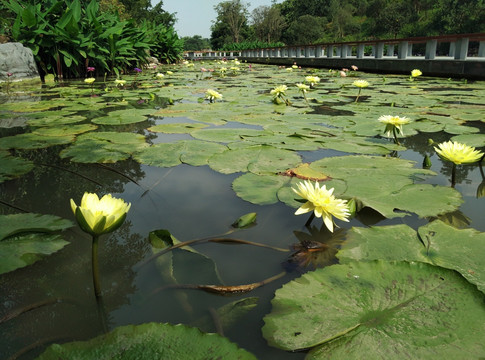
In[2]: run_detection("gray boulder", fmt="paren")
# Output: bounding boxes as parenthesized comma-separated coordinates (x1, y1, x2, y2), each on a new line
(0, 42, 40, 82)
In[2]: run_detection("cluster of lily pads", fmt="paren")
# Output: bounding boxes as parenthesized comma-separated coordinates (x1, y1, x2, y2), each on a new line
(1, 59, 485, 359)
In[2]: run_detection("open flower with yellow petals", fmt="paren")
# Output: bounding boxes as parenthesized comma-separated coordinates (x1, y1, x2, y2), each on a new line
(206, 89, 223, 102)
(434, 141, 483, 165)
(84, 78, 95, 84)
(305, 76, 320, 87)
(378, 115, 411, 144)
(353, 80, 369, 88)
(293, 180, 350, 232)
(114, 79, 126, 87)
(411, 69, 422, 78)
(270, 85, 290, 105)
(71, 192, 131, 236)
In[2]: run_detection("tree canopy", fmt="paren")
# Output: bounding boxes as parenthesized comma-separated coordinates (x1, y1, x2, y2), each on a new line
(209, 0, 485, 49)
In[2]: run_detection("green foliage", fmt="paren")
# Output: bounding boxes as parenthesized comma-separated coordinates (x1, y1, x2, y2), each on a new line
(221, 40, 285, 51)
(182, 35, 211, 51)
(4, 0, 183, 78)
(37, 322, 257, 359)
(145, 21, 184, 64)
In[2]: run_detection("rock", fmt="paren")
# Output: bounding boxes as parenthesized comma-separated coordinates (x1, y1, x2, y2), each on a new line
(0, 42, 40, 82)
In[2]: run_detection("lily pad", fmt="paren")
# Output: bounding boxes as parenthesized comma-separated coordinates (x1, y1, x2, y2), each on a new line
(60, 132, 148, 163)
(0, 150, 34, 183)
(262, 261, 485, 358)
(37, 322, 256, 359)
(0, 213, 73, 274)
(337, 220, 485, 294)
(308, 155, 462, 218)
(92, 108, 156, 125)
(208, 145, 301, 175)
(134, 140, 227, 167)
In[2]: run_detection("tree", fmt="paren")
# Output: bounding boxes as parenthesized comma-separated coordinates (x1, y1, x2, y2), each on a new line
(281, 15, 327, 44)
(182, 35, 211, 51)
(251, 5, 286, 43)
(213, 0, 250, 44)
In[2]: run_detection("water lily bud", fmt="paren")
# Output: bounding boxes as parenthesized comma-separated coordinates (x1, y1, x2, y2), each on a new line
(477, 181, 485, 198)
(423, 155, 432, 169)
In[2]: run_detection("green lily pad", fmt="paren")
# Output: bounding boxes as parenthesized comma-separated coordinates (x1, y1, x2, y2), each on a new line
(134, 140, 227, 167)
(0, 213, 73, 274)
(0, 132, 75, 150)
(337, 220, 485, 294)
(92, 108, 156, 125)
(148, 122, 209, 133)
(60, 132, 148, 163)
(208, 145, 301, 175)
(232, 173, 290, 205)
(308, 155, 462, 218)
(37, 322, 256, 360)
(0, 150, 34, 183)
(262, 261, 485, 358)
(450, 133, 485, 148)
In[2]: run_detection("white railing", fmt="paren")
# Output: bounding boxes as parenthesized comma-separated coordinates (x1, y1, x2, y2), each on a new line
(240, 33, 485, 61)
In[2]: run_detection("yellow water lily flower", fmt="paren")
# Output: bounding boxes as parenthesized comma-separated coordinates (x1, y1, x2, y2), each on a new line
(270, 85, 288, 97)
(305, 76, 320, 86)
(206, 89, 223, 102)
(434, 141, 484, 165)
(353, 79, 369, 88)
(166, 71, 173, 75)
(156, 73, 164, 79)
(84, 78, 95, 84)
(293, 180, 350, 232)
(114, 79, 126, 86)
(70, 192, 131, 236)
(296, 83, 310, 93)
(411, 69, 422, 77)
(378, 115, 411, 137)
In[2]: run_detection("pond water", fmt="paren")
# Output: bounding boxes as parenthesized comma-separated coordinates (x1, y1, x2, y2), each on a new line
(1, 63, 485, 359)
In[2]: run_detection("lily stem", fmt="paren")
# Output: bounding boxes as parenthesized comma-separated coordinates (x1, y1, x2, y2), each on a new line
(451, 163, 456, 188)
(392, 127, 400, 145)
(305, 212, 315, 227)
(92, 235, 102, 298)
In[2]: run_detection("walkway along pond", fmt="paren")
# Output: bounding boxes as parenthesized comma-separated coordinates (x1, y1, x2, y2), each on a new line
(186, 33, 485, 79)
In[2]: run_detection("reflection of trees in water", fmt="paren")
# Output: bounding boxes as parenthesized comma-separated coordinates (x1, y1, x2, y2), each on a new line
(0, 220, 148, 359)
(0, 138, 151, 358)
(0, 146, 146, 216)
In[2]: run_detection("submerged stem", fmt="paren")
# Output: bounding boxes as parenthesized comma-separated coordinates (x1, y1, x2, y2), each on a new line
(92, 235, 102, 298)
(451, 163, 457, 188)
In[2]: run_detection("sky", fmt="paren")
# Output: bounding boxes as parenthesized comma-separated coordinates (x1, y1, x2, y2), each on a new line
(152, 0, 282, 38)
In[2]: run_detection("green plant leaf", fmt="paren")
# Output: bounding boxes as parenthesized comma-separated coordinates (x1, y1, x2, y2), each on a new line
(36, 322, 257, 359)
(338, 221, 485, 294)
(262, 261, 485, 358)
(0, 150, 34, 183)
(209, 145, 301, 175)
(0, 213, 73, 274)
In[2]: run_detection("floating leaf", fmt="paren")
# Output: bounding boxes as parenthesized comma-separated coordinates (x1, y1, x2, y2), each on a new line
(92, 108, 156, 125)
(338, 220, 485, 294)
(37, 322, 257, 359)
(263, 261, 485, 358)
(0, 213, 73, 274)
(148, 122, 209, 133)
(60, 132, 148, 163)
(232, 173, 290, 205)
(209, 145, 301, 175)
(308, 155, 461, 218)
(0, 150, 34, 183)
